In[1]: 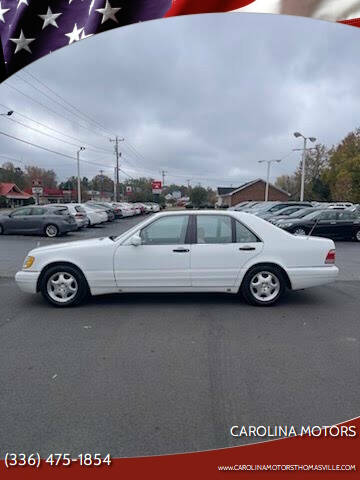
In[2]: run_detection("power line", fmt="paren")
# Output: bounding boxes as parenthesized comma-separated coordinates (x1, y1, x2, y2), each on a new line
(22, 70, 116, 137)
(0, 102, 112, 154)
(0, 129, 115, 172)
(5, 83, 110, 140)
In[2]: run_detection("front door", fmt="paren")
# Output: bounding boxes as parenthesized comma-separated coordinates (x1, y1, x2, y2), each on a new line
(7, 207, 33, 233)
(191, 214, 262, 287)
(313, 210, 338, 238)
(114, 214, 191, 288)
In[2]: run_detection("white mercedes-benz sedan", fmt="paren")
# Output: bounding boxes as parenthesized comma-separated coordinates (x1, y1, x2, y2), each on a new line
(15, 211, 339, 308)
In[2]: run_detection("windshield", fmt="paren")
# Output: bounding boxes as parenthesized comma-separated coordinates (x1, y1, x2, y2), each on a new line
(253, 202, 279, 212)
(287, 208, 316, 218)
(298, 210, 322, 220)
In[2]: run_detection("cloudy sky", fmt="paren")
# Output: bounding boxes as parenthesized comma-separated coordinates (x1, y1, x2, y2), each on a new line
(0, 12, 359, 188)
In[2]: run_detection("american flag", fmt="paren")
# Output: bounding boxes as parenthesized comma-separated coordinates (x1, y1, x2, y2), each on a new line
(1, 0, 360, 82)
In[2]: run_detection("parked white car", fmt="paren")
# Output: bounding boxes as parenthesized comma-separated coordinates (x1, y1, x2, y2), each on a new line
(15, 211, 338, 308)
(75, 203, 107, 226)
(116, 202, 134, 217)
(80, 204, 107, 225)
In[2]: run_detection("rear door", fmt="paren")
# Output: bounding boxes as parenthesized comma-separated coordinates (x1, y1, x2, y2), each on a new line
(29, 206, 47, 233)
(190, 214, 262, 287)
(336, 211, 360, 239)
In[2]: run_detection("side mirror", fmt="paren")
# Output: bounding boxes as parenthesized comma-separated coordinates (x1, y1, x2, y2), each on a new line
(130, 234, 142, 247)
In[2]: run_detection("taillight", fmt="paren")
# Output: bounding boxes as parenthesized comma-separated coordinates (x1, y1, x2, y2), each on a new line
(325, 249, 336, 264)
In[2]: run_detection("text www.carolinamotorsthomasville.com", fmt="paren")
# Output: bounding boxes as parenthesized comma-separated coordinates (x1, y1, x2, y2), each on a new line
(217, 464, 357, 473)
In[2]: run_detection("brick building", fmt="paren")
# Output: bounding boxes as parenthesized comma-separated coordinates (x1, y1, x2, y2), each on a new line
(217, 179, 290, 207)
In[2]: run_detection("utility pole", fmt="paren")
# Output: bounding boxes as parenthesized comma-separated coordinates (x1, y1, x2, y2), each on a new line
(110, 136, 124, 202)
(113, 167, 117, 201)
(161, 170, 167, 187)
(77, 147, 85, 203)
(99, 169, 104, 200)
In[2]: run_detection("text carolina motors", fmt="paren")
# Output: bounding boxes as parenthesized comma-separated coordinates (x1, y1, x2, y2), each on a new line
(230, 425, 357, 437)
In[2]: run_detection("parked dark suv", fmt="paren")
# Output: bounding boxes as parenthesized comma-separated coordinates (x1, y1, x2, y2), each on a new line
(278, 209, 360, 241)
(0, 206, 78, 237)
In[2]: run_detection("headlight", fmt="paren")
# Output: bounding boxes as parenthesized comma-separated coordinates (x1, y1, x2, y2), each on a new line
(23, 256, 35, 269)
(280, 223, 293, 228)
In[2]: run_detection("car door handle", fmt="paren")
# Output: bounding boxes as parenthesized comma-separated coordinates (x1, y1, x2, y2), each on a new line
(239, 246, 256, 251)
(173, 248, 190, 253)
(330, 221, 337, 224)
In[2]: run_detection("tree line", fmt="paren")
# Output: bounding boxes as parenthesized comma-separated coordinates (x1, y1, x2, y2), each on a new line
(275, 128, 360, 203)
(0, 163, 217, 205)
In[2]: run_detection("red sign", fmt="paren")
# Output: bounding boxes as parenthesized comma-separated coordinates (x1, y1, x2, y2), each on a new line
(152, 181, 162, 194)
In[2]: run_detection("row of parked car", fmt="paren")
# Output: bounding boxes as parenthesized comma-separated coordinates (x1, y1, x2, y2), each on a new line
(0, 201, 161, 237)
(229, 201, 360, 241)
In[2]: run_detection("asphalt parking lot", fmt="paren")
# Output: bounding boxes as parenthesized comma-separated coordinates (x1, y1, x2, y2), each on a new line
(0, 215, 359, 458)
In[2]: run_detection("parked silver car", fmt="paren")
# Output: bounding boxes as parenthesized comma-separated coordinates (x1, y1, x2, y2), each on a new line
(43, 203, 88, 229)
(0, 205, 77, 237)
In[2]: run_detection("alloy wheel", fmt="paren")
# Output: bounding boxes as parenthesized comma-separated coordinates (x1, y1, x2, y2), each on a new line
(45, 224, 58, 237)
(47, 272, 78, 304)
(293, 228, 306, 236)
(250, 271, 281, 303)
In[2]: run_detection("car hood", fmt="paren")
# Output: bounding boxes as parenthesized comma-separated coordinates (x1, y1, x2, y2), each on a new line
(29, 237, 114, 256)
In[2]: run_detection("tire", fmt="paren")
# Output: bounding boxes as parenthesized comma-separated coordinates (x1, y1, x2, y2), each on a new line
(291, 227, 307, 236)
(0, 224, 3, 235)
(45, 224, 59, 238)
(241, 265, 286, 307)
(40, 264, 89, 307)
(354, 229, 360, 242)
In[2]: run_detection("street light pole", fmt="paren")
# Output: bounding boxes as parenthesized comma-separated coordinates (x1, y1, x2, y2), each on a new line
(258, 159, 282, 201)
(293, 132, 317, 201)
(300, 136, 307, 202)
(77, 147, 85, 203)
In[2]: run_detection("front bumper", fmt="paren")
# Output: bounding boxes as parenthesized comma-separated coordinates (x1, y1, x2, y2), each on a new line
(15, 270, 40, 294)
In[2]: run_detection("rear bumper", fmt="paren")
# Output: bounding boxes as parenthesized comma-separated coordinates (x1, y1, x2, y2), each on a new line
(287, 266, 339, 290)
(15, 270, 40, 294)
(62, 223, 78, 233)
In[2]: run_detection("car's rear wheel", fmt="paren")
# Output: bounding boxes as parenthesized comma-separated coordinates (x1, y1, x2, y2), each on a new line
(354, 229, 360, 242)
(40, 265, 89, 307)
(241, 265, 286, 306)
(45, 224, 59, 238)
(0, 224, 3, 235)
(292, 227, 307, 236)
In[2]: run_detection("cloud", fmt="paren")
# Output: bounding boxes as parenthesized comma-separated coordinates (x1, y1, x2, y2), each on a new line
(1, 13, 360, 187)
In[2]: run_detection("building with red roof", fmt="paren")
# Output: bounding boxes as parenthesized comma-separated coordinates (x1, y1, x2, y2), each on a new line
(0, 183, 32, 208)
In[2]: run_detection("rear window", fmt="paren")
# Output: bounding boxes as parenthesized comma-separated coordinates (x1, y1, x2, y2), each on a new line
(51, 208, 68, 216)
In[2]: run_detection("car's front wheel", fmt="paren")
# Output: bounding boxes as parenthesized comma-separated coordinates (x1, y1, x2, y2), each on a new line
(354, 229, 360, 242)
(40, 265, 89, 307)
(241, 265, 286, 306)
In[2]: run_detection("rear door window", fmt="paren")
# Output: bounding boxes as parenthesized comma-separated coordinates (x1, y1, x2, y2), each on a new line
(196, 215, 232, 244)
(235, 221, 259, 243)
